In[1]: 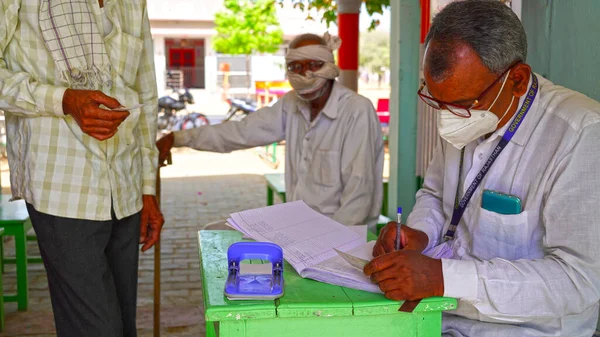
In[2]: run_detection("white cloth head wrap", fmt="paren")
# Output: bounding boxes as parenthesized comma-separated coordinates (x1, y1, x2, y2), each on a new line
(285, 33, 342, 96)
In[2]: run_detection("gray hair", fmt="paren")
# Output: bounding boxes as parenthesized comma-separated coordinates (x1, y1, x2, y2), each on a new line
(425, 0, 527, 81)
(289, 33, 327, 49)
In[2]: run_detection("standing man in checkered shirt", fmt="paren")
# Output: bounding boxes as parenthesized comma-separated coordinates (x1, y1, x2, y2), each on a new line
(0, 0, 163, 336)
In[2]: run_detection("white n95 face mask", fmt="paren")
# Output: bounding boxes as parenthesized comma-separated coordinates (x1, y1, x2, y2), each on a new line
(437, 71, 515, 149)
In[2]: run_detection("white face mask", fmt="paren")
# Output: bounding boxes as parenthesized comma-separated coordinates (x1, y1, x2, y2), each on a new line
(287, 62, 339, 102)
(437, 71, 515, 149)
(290, 76, 328, 102)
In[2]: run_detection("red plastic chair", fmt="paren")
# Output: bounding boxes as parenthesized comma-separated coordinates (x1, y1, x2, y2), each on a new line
(376, 98, 390, 124)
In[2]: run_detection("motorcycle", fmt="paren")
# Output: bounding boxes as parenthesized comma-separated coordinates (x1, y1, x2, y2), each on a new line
(157, 87, 209, 133)
(222, 97, 257, 122)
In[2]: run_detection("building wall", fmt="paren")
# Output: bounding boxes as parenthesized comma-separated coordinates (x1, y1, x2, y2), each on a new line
(522, 0, 600, 101)
(148, 0, 330, 95)
(150, 20, 216, 94)
(147, 0, 224, 21)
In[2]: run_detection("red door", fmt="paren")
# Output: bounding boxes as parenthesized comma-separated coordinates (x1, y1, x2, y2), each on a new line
(169, 48, 196, 88)
(169, 48, 195, 68)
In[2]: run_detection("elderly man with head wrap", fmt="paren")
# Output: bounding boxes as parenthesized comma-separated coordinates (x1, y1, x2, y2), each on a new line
(157, 32, 384, 228)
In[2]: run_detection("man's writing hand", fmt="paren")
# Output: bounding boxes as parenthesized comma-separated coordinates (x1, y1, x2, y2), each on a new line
(364, 250, 444, 301)
(62, 89, 129, 141)
(372, 222, 429, 257)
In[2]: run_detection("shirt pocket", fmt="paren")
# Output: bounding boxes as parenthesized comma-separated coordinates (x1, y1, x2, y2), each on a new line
(312, 149, 341, 187)
(471, 208, 529, 261)
(104, 31, 144, 87)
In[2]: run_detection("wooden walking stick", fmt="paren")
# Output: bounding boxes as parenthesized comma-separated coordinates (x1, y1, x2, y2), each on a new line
(154, 153, 171, 337)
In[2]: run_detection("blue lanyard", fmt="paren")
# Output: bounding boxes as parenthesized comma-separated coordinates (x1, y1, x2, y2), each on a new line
(443, 74, 539, 241)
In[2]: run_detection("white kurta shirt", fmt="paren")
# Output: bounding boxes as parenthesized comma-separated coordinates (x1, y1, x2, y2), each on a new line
(408, 74, 600, 336)
(174, 81, 384, 228)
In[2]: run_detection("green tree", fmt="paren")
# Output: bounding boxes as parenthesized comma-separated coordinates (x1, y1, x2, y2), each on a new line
(359, 30, 389, 86)
(213, 0, 284, 96)
(279, 0, 390, 31)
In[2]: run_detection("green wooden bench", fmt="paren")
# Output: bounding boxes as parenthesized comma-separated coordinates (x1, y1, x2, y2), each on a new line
(0, 195, 42, 311)
(264, 173, 391, 231)
(256, 143, 280, 168)
(264, 173, 286, 206)
(198, 230, 456, 337)
(0, 227, 4, 331)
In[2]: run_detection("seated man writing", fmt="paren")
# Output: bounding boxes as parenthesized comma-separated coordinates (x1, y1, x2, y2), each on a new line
(157, 33, 384, 228)
(366, 1, 600, 336)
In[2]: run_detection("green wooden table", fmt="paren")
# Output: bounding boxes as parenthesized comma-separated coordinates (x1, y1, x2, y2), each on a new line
(0, 196, 39, 311)
(198, 230, 456, 337)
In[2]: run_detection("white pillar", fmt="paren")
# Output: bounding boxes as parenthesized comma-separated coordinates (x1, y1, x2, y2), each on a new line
(153, 35, 166, 96)
(204, 36, 218, 93)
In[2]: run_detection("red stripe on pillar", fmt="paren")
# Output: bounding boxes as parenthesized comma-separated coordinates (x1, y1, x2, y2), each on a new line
(338, 13, 360, 70)
(420, 0, 431, 44)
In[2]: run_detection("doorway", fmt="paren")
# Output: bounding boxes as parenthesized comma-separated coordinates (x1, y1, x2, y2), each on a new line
(165, 38, 205, 89)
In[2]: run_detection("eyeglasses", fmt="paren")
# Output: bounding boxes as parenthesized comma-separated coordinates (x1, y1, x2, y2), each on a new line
(417, 62, 519, 118)
(287, 60, 325, 74)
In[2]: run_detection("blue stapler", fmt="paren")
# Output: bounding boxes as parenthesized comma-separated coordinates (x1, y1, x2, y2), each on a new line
(224, 242, 285, 300)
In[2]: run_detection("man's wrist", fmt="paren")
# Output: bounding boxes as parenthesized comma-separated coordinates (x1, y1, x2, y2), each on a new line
(407, 219, 438, 252)
(62, 88, 73, 116)
(415, 229, 430, 252)
(142, 194, 157, 203)
(167, 132, 175, 147)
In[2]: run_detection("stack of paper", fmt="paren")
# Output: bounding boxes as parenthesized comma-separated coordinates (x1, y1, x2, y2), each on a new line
(226, 200, 381, 293)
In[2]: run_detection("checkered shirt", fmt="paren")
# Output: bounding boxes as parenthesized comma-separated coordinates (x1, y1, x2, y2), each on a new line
(0, 0, 158, 220)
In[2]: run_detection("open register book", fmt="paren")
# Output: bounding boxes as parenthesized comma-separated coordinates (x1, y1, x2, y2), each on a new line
(226, 201, 382, 293)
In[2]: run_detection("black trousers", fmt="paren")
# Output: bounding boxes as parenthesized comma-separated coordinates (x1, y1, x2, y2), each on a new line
(26, 203, 140, 337)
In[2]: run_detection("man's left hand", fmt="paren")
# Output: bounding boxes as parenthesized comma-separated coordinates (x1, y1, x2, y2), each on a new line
(364, 250, 444, 301)
(140, 194, 165, 252)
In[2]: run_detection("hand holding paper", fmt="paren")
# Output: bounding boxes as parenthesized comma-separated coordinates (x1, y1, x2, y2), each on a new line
(62, 88, 129, 141)
(108, 103, 145, 111)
